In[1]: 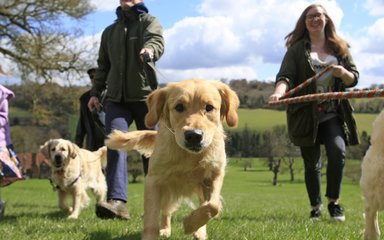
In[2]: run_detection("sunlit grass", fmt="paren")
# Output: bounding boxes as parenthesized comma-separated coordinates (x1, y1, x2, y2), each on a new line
(0, 159, 377, 240)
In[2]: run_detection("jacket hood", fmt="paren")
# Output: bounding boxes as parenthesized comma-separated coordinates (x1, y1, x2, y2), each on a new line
(0, 85, 14, 102)
(115, 3, 149, 21)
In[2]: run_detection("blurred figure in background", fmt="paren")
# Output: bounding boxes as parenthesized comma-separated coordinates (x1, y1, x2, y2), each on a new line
(0, 84, 24, 220)
(75, 68, 105, 151)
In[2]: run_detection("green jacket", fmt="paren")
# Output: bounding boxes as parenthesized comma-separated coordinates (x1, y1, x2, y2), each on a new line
(91, 7, 164, 102)
(276, 37, 360, 146)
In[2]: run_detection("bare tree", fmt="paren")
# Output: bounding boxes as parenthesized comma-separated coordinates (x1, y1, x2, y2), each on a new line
(262, 125, 297, 185)
(0, 0, 96, 83)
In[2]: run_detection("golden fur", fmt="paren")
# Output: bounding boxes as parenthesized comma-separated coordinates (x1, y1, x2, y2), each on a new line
(106, 79, 239, 240)
(40, 139, 107, 219)
(360, 109, 384, 240)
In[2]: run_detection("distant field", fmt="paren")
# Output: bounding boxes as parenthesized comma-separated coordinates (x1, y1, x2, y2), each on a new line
(235, 108, 378, 135)
(10, 107, 379, 140)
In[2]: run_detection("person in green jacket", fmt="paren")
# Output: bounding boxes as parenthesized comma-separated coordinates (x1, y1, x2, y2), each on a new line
(88, 0, 164, 220)
(269, 4, 359, 222)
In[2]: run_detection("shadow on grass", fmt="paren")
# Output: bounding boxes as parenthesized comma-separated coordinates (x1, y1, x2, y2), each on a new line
(2, 202, 67, 219)
(87, 231, 141, 240)
(239, 169, 270, 172)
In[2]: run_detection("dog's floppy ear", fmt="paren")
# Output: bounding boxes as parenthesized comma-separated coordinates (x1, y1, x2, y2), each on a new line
(68, 142, 78, 159)
(212, 81, 240, 127)
(39, 140, 52, 160)
(145, 87, 167, 128)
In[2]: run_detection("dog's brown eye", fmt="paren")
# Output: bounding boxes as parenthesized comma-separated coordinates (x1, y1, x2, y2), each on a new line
(175, 103, 184, 112)
(206, 104, 214, 112)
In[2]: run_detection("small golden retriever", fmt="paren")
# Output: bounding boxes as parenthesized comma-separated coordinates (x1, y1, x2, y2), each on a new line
(40, 139, 107, 219)
(361, 109, 384, 240)
(106, 79, 239, 240)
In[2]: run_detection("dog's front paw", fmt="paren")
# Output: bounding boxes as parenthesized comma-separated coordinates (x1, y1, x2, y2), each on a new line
(183, 203, 219, 234)
(160, 228, 171, 238)
(67, 213, 79, 219)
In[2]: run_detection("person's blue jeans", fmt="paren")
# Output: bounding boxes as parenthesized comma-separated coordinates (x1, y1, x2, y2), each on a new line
(300, 117, 346, 207)
(104, 100, 149, 202)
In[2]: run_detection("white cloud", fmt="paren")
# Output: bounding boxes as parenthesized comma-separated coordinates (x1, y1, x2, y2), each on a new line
(365, 0, 384, 17)
(89, 0, 117, 12)
(157, 66, 258, 84)
(366, 18, 384, 53)
(156, 0, 384, 88)
(4, 0, 383, 89)
(347, 16, 384, 88)
(158, 0, 348, 82)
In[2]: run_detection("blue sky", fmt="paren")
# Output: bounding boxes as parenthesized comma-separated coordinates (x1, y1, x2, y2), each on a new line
(2, 0, 384, 88)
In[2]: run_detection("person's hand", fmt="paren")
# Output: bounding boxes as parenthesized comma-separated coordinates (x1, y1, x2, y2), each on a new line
(331, 65, 347, 78)
(330, 65, 355, 85)
(269, 93, 283, 102)
(140, 48, 153, 62)
(88, 96, 101, 112)
(269, 81, 288, 102)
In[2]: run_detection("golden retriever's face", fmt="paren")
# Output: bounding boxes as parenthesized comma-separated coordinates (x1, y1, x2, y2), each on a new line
(145, 79, 240, 153)
(40, 139, 77, 170)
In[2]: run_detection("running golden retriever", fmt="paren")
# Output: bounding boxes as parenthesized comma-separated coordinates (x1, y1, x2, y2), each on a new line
(106, 79, 239, 240)
(361, 109, 384, 240)
(40, 139, 107, 219)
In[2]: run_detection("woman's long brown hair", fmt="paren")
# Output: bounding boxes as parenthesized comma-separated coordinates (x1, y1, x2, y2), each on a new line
(284, 4, 350, 57)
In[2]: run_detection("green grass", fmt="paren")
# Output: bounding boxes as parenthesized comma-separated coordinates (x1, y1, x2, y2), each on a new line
(0, 160, 376, 240)
(235, 108, 378, 135)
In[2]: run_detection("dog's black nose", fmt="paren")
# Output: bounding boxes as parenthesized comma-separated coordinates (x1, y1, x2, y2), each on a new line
(184, 130, 203, 151)
(54, 155, 63, 166)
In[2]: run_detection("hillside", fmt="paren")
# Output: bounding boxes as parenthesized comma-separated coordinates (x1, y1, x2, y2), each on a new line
(10, 107, 378, 141)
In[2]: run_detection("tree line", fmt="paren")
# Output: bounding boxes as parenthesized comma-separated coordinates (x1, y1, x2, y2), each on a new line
(6, 80, 381, 153)
(4, 81, 379, 183)
(225, 125, 370, 185)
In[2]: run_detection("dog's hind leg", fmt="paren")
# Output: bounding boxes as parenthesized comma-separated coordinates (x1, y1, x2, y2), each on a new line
(80, 191, 90, 209)
(364, 205, 380, 240)
(93, 179, 107, 203)
(142, 176, 161, 240)
(159, 213, 172, 238)
(159, 198, 179, 238)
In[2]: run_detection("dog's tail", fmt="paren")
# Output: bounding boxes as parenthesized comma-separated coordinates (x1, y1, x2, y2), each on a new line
(105, 130, 156, 158)
(95, 146, 108, 168)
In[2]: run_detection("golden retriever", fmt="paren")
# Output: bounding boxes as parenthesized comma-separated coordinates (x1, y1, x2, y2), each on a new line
(40, 139, 107, 219)
(361, 109, 384, 240)
(106, 79, 239, 240)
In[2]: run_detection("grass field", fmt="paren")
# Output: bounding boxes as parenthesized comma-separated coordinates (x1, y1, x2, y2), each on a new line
(235, 108, 377, 135)
(0, 159, 379, 240)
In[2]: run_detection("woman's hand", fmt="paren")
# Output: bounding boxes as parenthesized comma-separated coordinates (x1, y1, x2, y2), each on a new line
(331, 65, 355, 86)
(269, 93, 284, 102)
(269, 81, 289, 102)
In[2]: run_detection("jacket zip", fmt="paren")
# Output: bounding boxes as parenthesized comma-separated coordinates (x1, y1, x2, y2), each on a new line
(122, 27, 128, 102)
